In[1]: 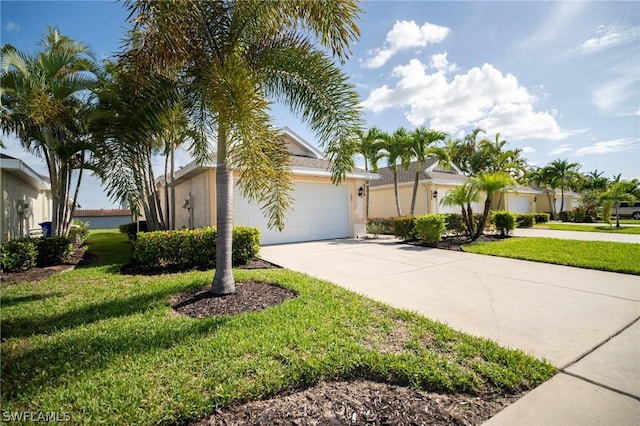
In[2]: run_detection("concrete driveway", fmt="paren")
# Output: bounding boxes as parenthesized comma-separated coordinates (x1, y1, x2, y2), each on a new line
(261, 237, 640, 425)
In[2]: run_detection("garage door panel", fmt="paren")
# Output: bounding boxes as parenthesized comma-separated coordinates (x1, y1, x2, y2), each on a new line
(508, 196, 530, 213)
(233, 182, 350, 245)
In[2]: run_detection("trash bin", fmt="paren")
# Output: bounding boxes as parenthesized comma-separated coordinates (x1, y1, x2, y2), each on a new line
(39, 221, 52, 237)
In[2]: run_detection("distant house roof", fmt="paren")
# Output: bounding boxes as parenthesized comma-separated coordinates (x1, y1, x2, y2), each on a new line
(0, 153, 50, 190)
(370, 159, 462, 187)
(74, 209, 132, 217)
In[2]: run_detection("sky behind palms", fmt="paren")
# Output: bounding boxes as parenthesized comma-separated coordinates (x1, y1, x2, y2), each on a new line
(2, 0, 639, 209)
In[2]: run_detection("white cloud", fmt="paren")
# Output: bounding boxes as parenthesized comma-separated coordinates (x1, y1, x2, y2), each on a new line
(521, 147, 536, 154)
(3, 21, 20, 32)
(363, 20, 450, 69)
(429, 52, 457, 74)
(547, 144, 572, 156)
(514, 2, 585, 51)
(361, 59, 575, 141)
(581, 23, 640, 54)
(575, 138, 638, 156)
(592, 64, 640, 114)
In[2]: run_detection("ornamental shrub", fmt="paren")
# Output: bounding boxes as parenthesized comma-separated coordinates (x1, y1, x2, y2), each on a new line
(133, 226, 260, 269)
(534, 213, 550, 224)
(35, 236, 72, 267)
(1, 238, 37, 272)
(443, 213, 468, 236)
(414, 214, 446, 244)
(392, 216, 417, 240)
(558, 211, 573, 222)
(516, 213, 535, 228)
(367, 218, 394, 235)
(68, 220, 90, 245)
(493, 211, 517, 236)
(573, 211, 586, 223)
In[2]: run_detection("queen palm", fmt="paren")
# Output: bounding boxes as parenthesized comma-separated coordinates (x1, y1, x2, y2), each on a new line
(1, 27, 98, 236)
(546, 159, 581, 213)
(381, 127, 412, 217)
(408, 127, 448, 215)
(125, 0, 363, 295)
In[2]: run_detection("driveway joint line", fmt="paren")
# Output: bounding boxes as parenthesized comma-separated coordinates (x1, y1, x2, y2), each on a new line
(560, 316, 640, 371)
(559, 371, 640, 402)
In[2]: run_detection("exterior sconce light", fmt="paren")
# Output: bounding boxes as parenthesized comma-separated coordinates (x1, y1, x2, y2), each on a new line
(357, 186, 365, 197)
(431, 190, 438, 199)
(533, 197, 537, 203)
(182, 199, 190, 209)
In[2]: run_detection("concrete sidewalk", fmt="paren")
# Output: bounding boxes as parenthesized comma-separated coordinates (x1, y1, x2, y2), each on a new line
(261, 238, 640, 425)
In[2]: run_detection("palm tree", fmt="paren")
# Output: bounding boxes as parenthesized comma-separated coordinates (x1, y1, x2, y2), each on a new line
(354, 127, 385, 218)
(381, 127, 412, 216)
(1, 27, 98, 237)
(439, 183, 480, 237)
(545, 159, 581, 213)
(470, 172, 515, 240)
(124, 0, 363, 295)
(408, 127, 448, 215)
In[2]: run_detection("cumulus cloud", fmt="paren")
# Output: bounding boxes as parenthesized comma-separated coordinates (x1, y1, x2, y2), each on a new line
(575, 138, 638, 156)
(363, 20, 450, 69)
(429, 52, 457, 74)
(581, 23, 640, 54)
(3, 21, 20, 32)
(361, 59, 575, 141)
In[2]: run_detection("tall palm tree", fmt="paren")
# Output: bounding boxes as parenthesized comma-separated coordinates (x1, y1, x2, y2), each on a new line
(529, 166, 561, 219)
(545, 159, 581, 213)
(381, 127, 412, 216)
(124, 0, 363, 295)
(408, 127, 448, 215)
(354, 126, 384, 218)
(470, 172, 515, 240)
(1, 27, 98, 236)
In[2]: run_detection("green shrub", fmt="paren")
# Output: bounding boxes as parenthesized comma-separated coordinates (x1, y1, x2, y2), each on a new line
(68, 220, 90, 245)
(414, 214, 446, 243)
(119, 222, 138, 241)
(583, 215, 594, 223)
(1, 238, 37, 272)
(516, 213, 535, 228)
(366, 218, 394, 235)
(392, 216, 416, 240)
(558, 211, 573, 222)
(534, 213, 550, 224)
(573, 211, 586, 223)
(35, 236, 72, 267)
(493, 211, 517, 236)
(133, 226, 260, 268)
(443, 213, 468, 236)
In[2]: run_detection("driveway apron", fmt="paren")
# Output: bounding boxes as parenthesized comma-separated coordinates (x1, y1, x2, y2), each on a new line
(260, 237, 640, 425)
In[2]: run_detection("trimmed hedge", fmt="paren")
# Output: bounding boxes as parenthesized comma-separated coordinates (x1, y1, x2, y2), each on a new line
(414, 214, 446, 243)
(493, 211, 517, 236)
(443, 213, 467, 236)
(35, 236, 73, 267)
(516, 213, 536, 228)
(392, 216, 417, 240)
(1, 239, 37, 272)
(366, 218, 394, 235)
(558, 211, 573, 222)
(534, 213, 550, 224)
(133, 226, 260, 268)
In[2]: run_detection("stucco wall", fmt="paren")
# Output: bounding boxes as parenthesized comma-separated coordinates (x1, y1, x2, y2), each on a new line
(369, 183, 469, 218)
(1, 170, 51, 241)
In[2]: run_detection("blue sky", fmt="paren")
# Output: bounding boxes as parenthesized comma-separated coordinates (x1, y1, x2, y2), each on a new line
(2, 1, 639, 209)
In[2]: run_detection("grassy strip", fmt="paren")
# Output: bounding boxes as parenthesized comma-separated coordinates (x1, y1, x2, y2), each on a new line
(537, 224, 640, 234)
(464, 237, 640, 275)
(0, 231, 555, 425)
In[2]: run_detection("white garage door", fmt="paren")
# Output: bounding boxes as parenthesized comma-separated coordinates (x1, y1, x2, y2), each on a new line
(437, 189, 483, 214)
(234, 182, 351, 245)
(507, 196, 530, 213)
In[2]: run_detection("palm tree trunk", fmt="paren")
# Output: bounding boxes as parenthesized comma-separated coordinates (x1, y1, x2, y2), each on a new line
(170, 145, 176, 230)
(212, 124, 235, 295)
(465, 203, 475, 237)
(393, 169, 402, 217)
(164, 147, 170, 230)
(410, 171, 419, 215)
(560, 183, 565, 213)
(473, 198, 492, 241)
(546, 190, 556, 220)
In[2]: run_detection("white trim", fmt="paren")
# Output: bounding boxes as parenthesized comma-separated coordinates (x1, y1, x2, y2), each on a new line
(280, 127, 324, 159)
(291, 166, 378, 180)
(426, 159, 464, 175)
(0, 157, 50, 190)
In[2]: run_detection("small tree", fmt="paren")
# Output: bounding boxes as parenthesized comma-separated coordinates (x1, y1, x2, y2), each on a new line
(471, 172, 516, 240)
(600, 181, 636, 228)
(439, 183, 480, 237)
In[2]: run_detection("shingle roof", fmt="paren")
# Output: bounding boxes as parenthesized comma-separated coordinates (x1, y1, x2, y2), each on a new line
(74, 209, 132, 217)
(369, 159, 462, 187)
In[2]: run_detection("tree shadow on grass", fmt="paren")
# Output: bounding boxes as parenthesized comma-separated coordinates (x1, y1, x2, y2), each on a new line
(1, 292, 63, 308)
(1, 314, 227, 401)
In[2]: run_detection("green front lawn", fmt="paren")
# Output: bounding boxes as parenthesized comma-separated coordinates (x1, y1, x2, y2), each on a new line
(538, 224, 640, 234)
(1, 231, 555, 425)
(463, 237, 640, 275)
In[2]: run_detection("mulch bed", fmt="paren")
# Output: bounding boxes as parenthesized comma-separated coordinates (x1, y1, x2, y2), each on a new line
(2, 237, 522, 425)
(408, 234, 509, 251)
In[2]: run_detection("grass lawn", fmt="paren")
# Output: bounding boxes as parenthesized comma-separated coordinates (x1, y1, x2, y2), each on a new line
(537, 223, 640, 234)
(463, 237, 640, 275)
(0, 230, 555, 425)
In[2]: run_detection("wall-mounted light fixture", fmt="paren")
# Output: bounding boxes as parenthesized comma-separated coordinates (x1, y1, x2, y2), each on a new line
(357, 186, 365, 197)
(533, 196, 537, 203)
(182, 199, 190, 209)
(431, 190, 438, 199)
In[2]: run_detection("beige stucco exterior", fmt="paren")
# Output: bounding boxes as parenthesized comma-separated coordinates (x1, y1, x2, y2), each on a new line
(1, 156, 52, 241)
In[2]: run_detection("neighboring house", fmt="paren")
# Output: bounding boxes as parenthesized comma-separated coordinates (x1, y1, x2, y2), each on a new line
(369, 159, 581, 218)
(73, 209, 133, 229)
(162, 127, 377, 245)
(0, 153, 52, 241)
